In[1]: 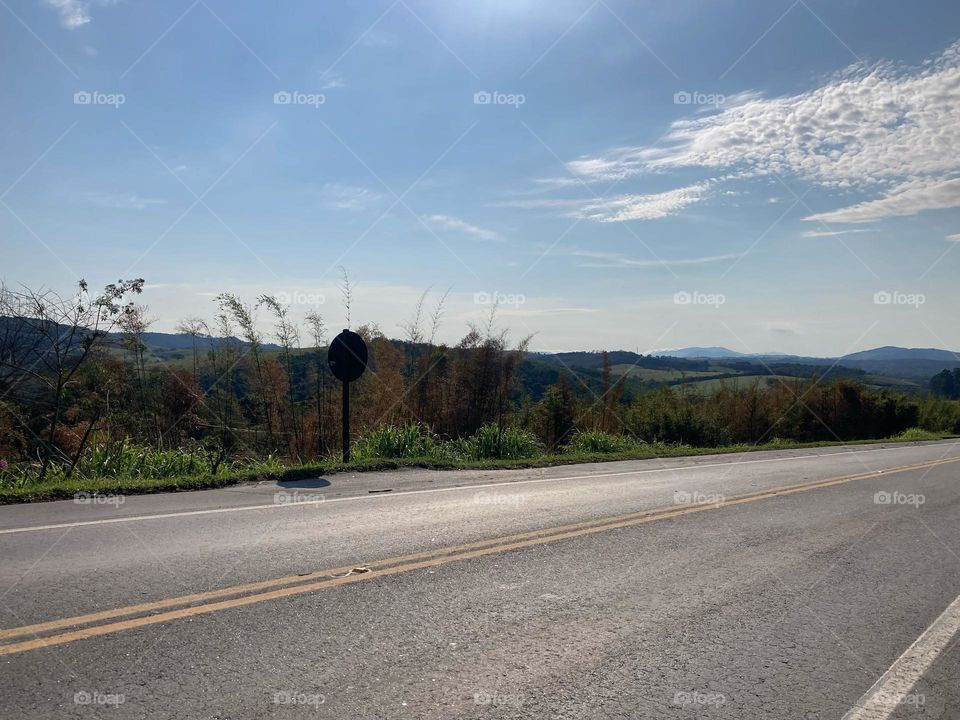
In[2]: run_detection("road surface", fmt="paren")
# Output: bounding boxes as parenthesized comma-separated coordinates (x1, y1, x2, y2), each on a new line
(1, 440, 959, 719)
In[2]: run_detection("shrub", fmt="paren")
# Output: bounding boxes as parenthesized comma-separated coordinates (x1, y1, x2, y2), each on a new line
(455, 424, 541, 460)
(763, 437, 801, 449)
(565, 430, 643, 454)
(75, 441, 222, 479)
(889, 427, 941, 442)
(918, 398, 960, 434)
(352, 423, 436, 460)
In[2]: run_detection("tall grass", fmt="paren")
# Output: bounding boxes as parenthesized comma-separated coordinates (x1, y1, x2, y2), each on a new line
(0, 422, 950, 497)
(452, 424, 541, 460)
(0, 441, 228, 487)
(352, 423, 436, 460)
(888, 427, 942, 442)
(565, 430, 644, 454)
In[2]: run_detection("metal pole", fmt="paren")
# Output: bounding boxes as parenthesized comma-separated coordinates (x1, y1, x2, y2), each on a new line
(341, 379, 350, 463)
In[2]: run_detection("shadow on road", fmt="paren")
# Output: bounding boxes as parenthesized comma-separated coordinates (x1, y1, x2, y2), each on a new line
(276, 477, 332, 489)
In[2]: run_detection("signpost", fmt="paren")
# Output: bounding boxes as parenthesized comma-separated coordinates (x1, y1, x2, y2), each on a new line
(327, 329, 368, 463)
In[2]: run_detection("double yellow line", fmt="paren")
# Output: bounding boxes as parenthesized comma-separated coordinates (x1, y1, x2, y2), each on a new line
(2, 454, 958, 658)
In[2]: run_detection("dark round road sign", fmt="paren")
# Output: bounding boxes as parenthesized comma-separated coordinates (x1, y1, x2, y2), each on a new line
(328, 329, 368, 383)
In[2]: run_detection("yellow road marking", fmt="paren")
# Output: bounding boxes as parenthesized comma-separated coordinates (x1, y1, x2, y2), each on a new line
(1, 454, 958, 657)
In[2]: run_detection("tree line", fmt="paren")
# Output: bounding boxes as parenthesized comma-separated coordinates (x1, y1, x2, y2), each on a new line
(1, 278, 957, 481)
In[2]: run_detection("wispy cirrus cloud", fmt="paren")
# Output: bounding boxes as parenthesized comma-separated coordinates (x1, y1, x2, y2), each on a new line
(801, 228, 877, 238)
(424, 214, 502, 241)
(499, 182, 710, 223)
(46, 0, 90, 28)
(552, 247, 741, 269)
(805, 177, 960, 224)
(574, 183, 709, 223)
(82, 192, 166, 210)
(553, 42, 960, 224)
(320, 183, 381, 211)
(46, 0, 117, 29)
(321, 72, 346, 90)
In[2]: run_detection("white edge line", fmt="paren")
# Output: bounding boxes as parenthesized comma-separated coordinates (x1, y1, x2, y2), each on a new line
(0, 444, 956, 536)
(842, 593, 960, 720)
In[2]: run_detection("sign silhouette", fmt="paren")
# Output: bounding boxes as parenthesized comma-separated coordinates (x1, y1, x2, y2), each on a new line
(327, 329, 368, 462)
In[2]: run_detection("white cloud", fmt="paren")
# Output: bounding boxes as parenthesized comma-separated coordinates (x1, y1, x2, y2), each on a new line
(47, 0, 90, 28)
(501, 182, 709, 223)
(321, 72, 346, 90)
(424, 214, 502, 242)
(801, 228, 877, 238)
(804, 177, 960, 223)
(574, 183, 709, 223)
(554, 247, 741, 269)
(83, 192, 166, 210)
(559, 42, 960, 222)
(46, 0, 117, 29)
(320, 183, 380, 211)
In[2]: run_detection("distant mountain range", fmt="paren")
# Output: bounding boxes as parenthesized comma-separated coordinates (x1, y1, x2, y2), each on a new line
(839, 346, 960, 362)
(538, 345, 960, 387)
(656, 345, 959, 362)
(654, 346, 747, 359)
(4, 316, 958, 391)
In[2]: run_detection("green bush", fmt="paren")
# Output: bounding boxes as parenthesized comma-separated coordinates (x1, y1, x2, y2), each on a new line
(565, 430, 643, 454)
(918, 398, 960, 434)
(889, 427, 941, 442)
(352, 423, 436, 460)
(763, 437, 801, 449)
(0, 461, 41, 488)
(76, 441, 223, 479)
(0, 442, 229, 486)
(455, 424, 541, 460)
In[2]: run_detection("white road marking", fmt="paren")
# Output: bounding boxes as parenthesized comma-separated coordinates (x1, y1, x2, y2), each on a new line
(0, 444, 955, 536)
(842, 593, 960, 720)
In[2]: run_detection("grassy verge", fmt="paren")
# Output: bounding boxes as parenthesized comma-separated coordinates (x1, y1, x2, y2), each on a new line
(0, 432, 953, 504)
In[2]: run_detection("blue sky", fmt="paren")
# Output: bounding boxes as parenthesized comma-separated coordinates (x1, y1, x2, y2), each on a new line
(2, 0, 959, 355)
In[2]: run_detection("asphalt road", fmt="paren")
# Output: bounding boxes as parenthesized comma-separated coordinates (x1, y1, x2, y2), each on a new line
(1, 440, 959, 719)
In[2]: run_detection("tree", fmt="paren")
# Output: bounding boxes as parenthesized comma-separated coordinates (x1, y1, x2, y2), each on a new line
(305, 310, 328, 457)
(536, 375, 576, 451)
(260, 295, 305, 458)
(930, 369, 960, 399)
(217, 293, 273, 449)
(0, 279, 144, 478)
(175, 317, 208, 381)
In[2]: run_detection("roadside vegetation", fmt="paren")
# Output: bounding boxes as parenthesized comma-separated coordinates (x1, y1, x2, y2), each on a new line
(1, 277, 958, 503)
